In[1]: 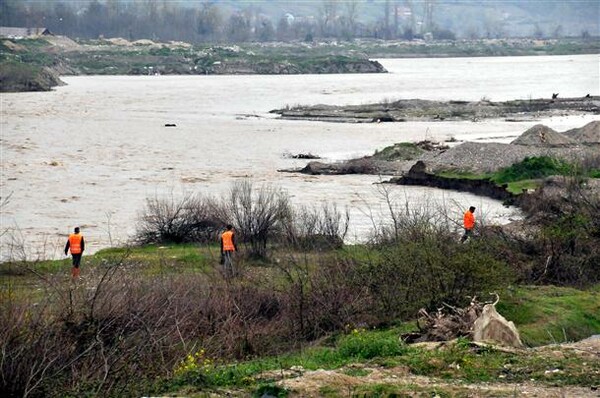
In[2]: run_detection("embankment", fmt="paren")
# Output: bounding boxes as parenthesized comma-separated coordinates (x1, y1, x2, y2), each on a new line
(388, 161, 515, 202)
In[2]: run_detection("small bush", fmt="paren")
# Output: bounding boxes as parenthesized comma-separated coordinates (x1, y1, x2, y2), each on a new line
(338, 329, 405, 359)
(492, 156, 574, 183)
(135, 193, 219, 244)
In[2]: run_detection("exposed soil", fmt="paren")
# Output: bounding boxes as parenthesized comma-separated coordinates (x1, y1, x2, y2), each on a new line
(269, 337, 600, 397)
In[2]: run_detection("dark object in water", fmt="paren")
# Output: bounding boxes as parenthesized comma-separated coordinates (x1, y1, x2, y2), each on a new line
(165, 123, 177, 127)
(292, 153, 320, 159)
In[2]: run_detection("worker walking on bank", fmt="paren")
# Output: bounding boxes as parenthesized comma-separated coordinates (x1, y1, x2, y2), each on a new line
(461, 206, 476, 243)
(220, 225, 237, 277)
(65, 226, 85, 279)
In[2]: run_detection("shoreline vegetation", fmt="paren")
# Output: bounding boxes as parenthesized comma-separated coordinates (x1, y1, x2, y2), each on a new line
(1, 36, 599, 92)
(2, 174, 599, 396)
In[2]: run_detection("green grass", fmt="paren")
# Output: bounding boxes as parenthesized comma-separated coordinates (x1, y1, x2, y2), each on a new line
(497, 285, 600, 346)
(0, 243, 218, 284)
(504, 179, 542, 194)
(435, 157, 597, 196)
(492, 157, 574, 184)
(163, 323, 599, 395)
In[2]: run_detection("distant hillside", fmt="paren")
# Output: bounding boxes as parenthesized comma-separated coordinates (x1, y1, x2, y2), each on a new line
(3, 0, 598, 42)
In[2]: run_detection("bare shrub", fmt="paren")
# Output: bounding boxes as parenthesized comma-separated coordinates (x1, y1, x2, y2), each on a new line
(0, 257, 294, 397)
(273, 254, 369, 340)
(284, 203, 349, 250)
(214, 180, 291, 258)
(518, 177, 600, 286)
(368, 184, 456, 245)
(135, 192, 219, 244)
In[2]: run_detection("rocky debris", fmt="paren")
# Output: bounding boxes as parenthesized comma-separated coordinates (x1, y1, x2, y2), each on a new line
(284, 141, 447, 176)
(563, 120, 600, 144)
(371, 142, 428, 161)
(473, 304, 523, 348)
(281, 122, 600, 182)
(511, 124, 578, 146)
(402, 295, 523, 348)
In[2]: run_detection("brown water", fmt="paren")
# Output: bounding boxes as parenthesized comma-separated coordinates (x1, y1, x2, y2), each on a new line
(1, 54, 598, 259)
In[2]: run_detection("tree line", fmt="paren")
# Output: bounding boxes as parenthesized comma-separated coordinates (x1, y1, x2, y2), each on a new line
(0, 0, 519, 44)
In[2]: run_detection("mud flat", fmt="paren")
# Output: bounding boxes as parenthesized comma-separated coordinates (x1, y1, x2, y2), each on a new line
(271, 96, 600, 123)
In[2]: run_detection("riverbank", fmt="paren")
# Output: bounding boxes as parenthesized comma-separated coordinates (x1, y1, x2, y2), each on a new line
(2, 36, 599, 92)
(281, 121, 600, 198)
(0, 36, 386, 92)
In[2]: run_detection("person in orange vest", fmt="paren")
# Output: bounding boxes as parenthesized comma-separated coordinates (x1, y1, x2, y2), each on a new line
(64, 226, 85, 279)
(220, 224, 237, 277)
(460, 206, 476, 242)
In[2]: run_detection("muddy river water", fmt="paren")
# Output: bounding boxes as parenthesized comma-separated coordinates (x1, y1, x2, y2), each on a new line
(1, 54, 598, 259)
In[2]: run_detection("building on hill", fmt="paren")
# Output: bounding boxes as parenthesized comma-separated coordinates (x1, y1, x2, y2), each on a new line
(0, 27, 52, 39)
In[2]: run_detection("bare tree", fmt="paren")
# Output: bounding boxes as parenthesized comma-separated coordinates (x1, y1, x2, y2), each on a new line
(217, 180, 291, 258)
(285, 203, 349, 250)
(319, 0, 338, 37)
(196, 2, 223, 41)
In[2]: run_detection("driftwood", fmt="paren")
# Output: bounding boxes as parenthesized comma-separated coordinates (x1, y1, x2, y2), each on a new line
(401, 294, 522, 348)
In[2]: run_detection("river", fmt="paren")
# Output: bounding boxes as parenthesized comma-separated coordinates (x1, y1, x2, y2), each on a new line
(1, 54, 598, 259)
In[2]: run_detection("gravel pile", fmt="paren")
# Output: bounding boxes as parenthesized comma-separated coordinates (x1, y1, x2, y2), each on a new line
(511, 124, 577, 146)
(422, 142, 536, 173)
(563, 120, 600, 144)
(422, 142, 599, 173)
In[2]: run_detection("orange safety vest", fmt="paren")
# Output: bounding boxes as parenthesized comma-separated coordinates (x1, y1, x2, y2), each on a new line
(463, 211, 475, 230)
(69, 233, 83, 254)
(222, 230, 235, 251)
